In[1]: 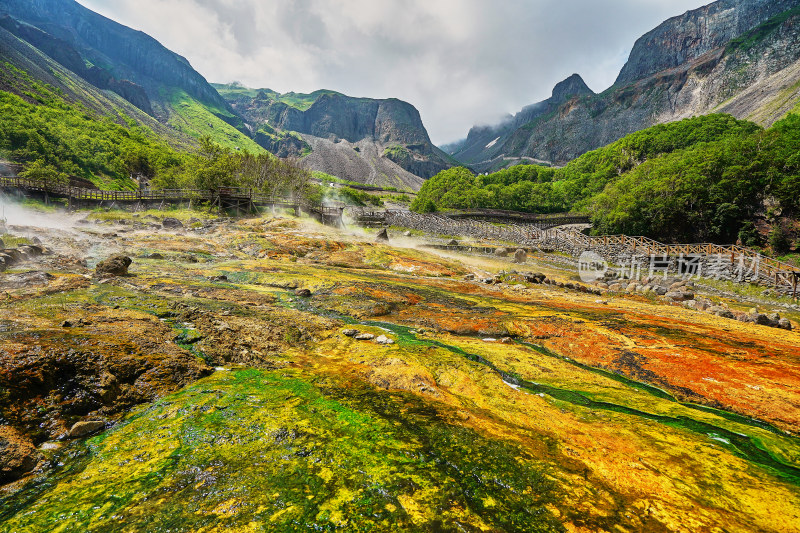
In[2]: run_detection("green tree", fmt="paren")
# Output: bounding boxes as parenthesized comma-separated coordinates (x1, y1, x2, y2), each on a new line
(19, 159, 68, 187)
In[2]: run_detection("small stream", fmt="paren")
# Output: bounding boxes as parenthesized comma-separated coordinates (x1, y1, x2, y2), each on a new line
(282, 292, 800, 485)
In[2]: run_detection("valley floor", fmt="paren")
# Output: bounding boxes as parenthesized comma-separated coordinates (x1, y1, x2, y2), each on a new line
(1, 210, 799, 532)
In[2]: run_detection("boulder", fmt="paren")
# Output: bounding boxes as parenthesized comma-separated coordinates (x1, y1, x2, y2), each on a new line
(375, 229, 389, 242)
(494, 247, 509, 258)
(513, 249, 527, 264)
(750, 313, 772, 326)
(446, 239, 459, 246)
(664, 291, 693, 302)
(95, 255, 132, 277)
(711, 306, 735, 319)
(294, 288, 312, 297)
(162, 217, 184, 229)
(342, 329, 359, 337)
(355, 333, 376, 341)
(778, 318, 793, 331)
(0, 426, 39, 484)
(68, 420, 106, 438)
(375, 335, 395, 345)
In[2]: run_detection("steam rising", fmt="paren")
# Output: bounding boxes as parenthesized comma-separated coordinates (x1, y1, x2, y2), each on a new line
(0, 197, 81, 231)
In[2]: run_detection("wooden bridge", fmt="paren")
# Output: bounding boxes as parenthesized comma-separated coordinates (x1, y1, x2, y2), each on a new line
(0, 176, 344, 225)
(351, 207, 589, 229)
(442, 209, 590, 228)
(349, 206, 799, 296)
(543, 228, 800, 296)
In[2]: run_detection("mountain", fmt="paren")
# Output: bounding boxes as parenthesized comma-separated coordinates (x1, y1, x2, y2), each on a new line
(448, 73, 594, 168)
(0, 0, 451, 189)
(214, 84, 455, 190)
(0, 0, 262, 153)
(452, 0, 800, 170)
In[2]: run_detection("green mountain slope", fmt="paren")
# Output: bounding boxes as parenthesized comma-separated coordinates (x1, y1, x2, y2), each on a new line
(0, 0, 261, 153)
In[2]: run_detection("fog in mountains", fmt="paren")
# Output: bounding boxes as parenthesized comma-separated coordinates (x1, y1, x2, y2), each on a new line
(77, 0, 708, 144)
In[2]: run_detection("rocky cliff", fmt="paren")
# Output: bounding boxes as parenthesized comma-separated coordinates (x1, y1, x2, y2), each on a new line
(451, 0, 800, 169)
(616, 0, 800, 85)
(448, 73, 595, 167)
(0, 0, 231, 117)
(216, 85, 454, 188)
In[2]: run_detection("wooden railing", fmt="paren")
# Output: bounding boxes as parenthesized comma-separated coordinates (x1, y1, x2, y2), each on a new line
(551, 229, 800, 291)
(443, 208, 590, 227)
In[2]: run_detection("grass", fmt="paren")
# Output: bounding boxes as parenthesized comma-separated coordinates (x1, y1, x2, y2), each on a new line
(726, 7, 800, 54)
(0, 234, 32, 247)
(164, 89, 264, 153)
(212, 84, 343, 111)
(86, 206, 219, 223)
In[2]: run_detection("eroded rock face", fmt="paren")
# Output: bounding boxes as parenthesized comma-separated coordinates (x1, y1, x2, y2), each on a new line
(452, 0, 800, 168)
(0, 426, 39, 484)
(95, 255, 132, 276)
(615, 0, 800, 85)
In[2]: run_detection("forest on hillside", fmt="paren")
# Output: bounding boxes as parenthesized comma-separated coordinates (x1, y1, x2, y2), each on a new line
(412, 114, 800, 247)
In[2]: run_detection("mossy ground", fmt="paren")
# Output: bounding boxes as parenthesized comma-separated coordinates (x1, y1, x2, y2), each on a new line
(1, 212, 799, 532)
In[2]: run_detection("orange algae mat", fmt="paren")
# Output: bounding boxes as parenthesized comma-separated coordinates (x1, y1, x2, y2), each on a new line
(1, 221, 799, 532)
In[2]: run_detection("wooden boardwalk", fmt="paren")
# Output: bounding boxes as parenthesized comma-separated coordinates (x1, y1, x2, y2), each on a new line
(0, 177, 344, 225)
(544, 228, 800, 296)
(351, 207, 588, 229)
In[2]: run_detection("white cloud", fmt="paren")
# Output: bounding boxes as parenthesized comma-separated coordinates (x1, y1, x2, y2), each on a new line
(77, 0, 709, 144)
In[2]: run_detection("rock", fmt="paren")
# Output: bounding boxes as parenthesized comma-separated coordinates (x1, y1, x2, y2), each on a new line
(523, 272, 546, 284)
(0, 426, 39, 484)
(208, 275, 228, 282)
(375, 335, 395, 345)
(767, 313, 782, 327)
(665, 291, 693, 302)
(403, 231, 412, 237)
(375, 229, 389, 242)
(294, 288, 312, 297)
(750, 313, 772, 326)
(463, 274, 476, 281)
(494, 247, 509, 258)
(778, 318, 793, 331)
(711, 306, 735, 319)
(95, 255, 132, 277)
(595, 300, 608, 305)
(68, 420, 106, 438)
(355, 333, 375, 341)
(609, 283, 622, 291)
(147, 252, 165, 260)
(654, 287, 668, 296)
(596, 282, 609, 289)
(162, 217, 184, 229)
(513, 249, 527, 264)
(342, 329, 359, 337)
(499, 337, 515, 344)
(446, 239, 459, 246)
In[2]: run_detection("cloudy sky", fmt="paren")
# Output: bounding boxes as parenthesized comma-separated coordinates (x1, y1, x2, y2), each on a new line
(78, 0, 709, 144)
